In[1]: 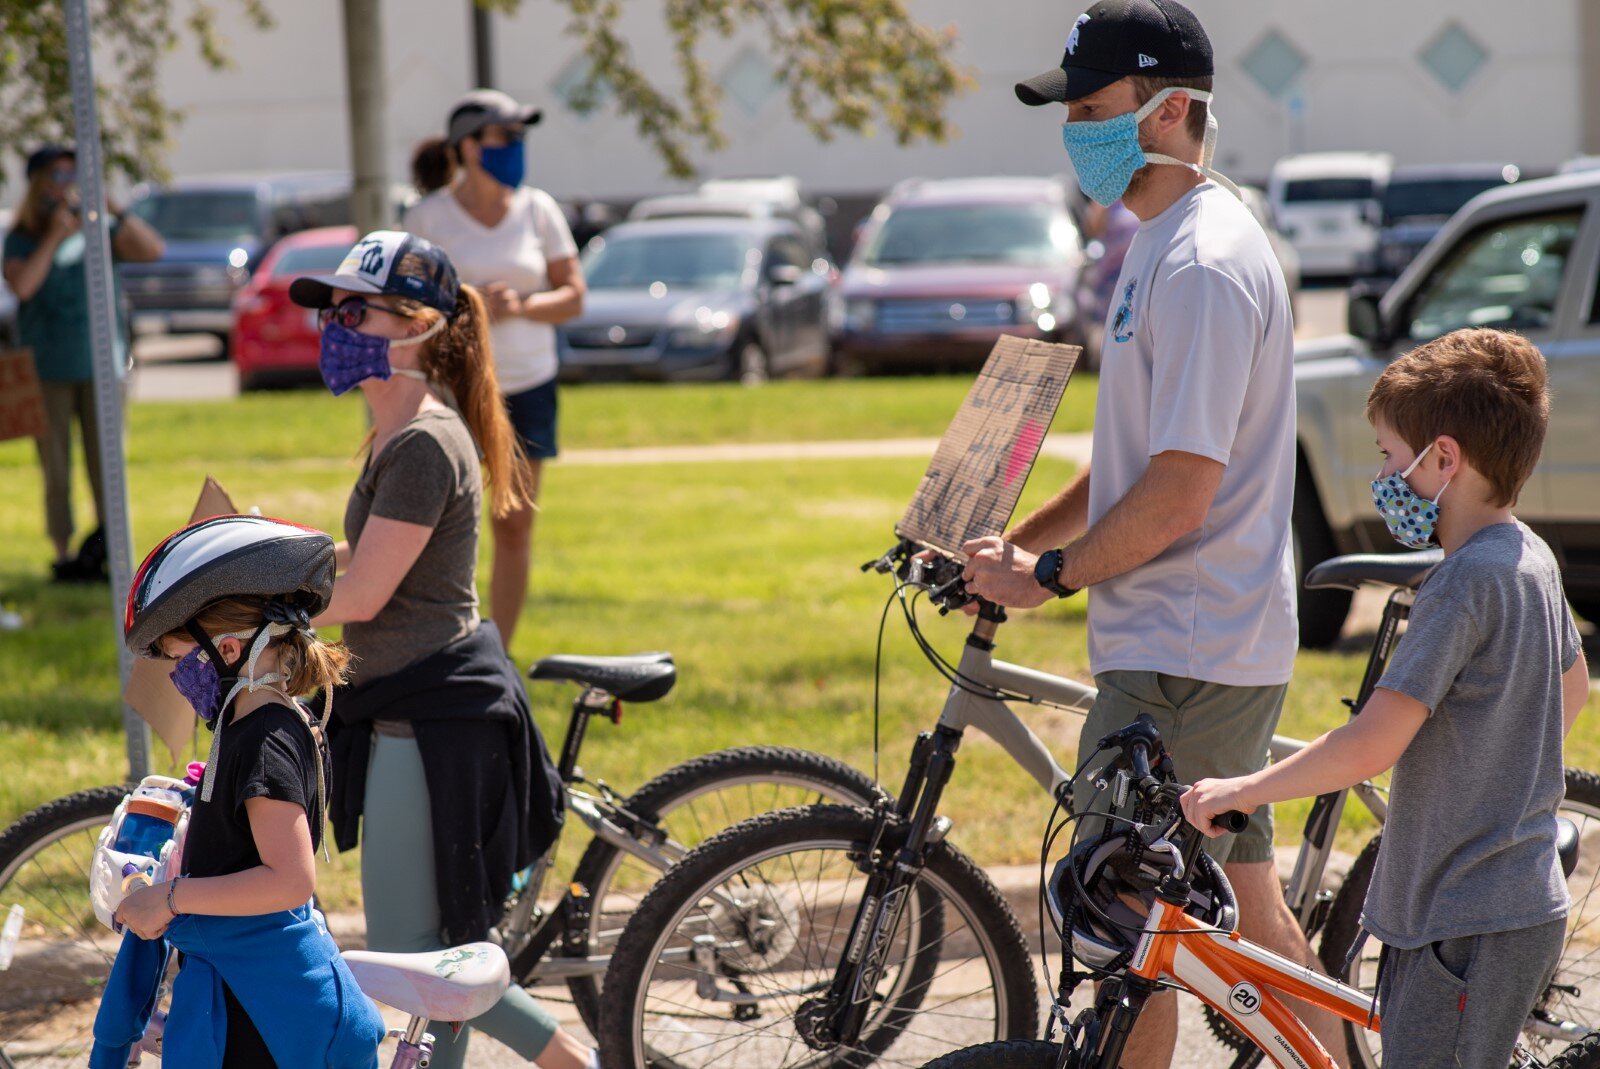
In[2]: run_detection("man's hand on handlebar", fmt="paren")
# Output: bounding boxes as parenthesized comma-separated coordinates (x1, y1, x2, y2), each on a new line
(961, 536, 1052, 611)
(1180, 776, 1259, 839)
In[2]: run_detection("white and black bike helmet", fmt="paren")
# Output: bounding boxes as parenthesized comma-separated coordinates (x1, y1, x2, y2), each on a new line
(125, 514, 335, 658)
(1047, 831, 1238, 971)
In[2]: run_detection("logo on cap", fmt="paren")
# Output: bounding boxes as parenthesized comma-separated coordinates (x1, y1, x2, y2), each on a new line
(340, 234, 405, 286)
(1067, 13, 1090, 55)
(1138, 53, 1159, 68)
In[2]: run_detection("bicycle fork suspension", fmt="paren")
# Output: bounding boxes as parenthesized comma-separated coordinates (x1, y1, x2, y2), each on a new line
(801, 726, 961, 1050)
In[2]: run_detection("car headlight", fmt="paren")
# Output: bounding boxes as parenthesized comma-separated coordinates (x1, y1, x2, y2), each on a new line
(843, 298, 876, 332)
(1016, 285, 1074, 333)
(667, 308, 739, 350)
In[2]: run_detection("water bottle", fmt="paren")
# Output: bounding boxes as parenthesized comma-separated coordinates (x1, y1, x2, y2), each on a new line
(111, 793, 183, 862)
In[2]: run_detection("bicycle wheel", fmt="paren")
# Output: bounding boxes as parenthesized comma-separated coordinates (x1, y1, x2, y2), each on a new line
(921, 1040, 1063, 1069)
(1549, 1030, 1600, 1068)
(0, 784, 130, 1069)
(598, 804, 1038, 1069)
(1320, 768, 1600, 1068)
(507, 745, 879, 1028)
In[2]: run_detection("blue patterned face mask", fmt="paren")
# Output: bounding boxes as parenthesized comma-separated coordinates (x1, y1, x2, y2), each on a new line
(1059, 87, 1238, 206)
(1371, 442, 1450, 550)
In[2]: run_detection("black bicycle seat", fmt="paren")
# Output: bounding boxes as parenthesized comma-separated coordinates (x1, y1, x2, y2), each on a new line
(527, 652, 677, 703)
(1558, 816, 1580, 879)
(1304, 550, 1443, 592)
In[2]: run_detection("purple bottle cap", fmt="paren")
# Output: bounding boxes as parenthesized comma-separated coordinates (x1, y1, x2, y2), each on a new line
(122, 862, 140, 877)
(185, 762, 206, 786)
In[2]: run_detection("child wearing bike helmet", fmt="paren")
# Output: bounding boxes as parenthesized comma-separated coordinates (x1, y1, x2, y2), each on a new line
(287, 231, 586, 1069)
(95, 514, 385, 1068)
(1184, 328, 1590, 1067)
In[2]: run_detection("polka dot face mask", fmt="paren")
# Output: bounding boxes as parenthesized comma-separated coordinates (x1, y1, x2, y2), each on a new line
(1371, 441, 1449, 550)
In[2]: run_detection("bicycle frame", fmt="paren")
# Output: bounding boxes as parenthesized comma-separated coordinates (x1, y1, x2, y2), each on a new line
(1076, 895, 1380, 1069)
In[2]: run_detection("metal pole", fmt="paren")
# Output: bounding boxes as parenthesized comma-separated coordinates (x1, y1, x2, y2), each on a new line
(472, 3, 496, 89)
(64, 0, 150, 781)
(342, 0, 393, 236)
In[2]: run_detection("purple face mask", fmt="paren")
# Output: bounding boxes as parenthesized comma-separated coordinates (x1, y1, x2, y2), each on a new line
(318, 320, 397, 396)
(169, 647, 222, 723)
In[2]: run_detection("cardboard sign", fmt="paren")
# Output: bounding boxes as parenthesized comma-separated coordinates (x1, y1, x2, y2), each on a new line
(0, 349, 46, 441)
(897, 335, 1080, 559)
(122, 478, 241, 763)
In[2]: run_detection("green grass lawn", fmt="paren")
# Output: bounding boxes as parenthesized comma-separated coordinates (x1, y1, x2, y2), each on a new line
(2, 373, 1597, 915)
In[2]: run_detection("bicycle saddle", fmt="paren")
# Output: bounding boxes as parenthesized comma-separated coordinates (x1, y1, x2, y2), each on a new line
(527, 651, 677, 702)
(1558, 816, 1580, 879)
(1304, 550, 1443, 592)
(343, 942, 510, 1024)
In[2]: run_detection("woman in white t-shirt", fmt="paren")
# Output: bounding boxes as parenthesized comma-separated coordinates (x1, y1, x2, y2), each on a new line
(406, 89, 585, 649)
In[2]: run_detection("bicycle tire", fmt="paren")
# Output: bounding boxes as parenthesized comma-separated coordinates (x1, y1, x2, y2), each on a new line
(530, 746, 880, 1031)
(1548, 1030, 1600, 1069)
(597, 804, 1039, 1069)
(1319, 767, 1600, 1069)
(921, 1039, 1063, 1069)
(0, 784, 132, 1069)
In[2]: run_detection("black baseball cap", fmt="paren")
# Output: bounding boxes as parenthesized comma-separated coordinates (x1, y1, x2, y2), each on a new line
(25, 144, 75, 178)
(1015, 0, 1213, 106)
(289, 230, 461, 317)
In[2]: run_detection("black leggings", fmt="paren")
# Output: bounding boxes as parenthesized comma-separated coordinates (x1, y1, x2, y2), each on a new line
(221, 981, 277, 1068)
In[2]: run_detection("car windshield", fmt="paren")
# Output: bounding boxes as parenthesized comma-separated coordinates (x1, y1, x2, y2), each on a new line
(269, 244, 349, 276)
(129, 191, 259, 242)
(1283, 178, 1376, 203)
(1382, 178, 1508, 223)
(859, 203, 1074, 267)
(583, 233, 752, 290)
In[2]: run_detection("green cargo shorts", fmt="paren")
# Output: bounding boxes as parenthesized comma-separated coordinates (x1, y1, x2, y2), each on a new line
(1072, 670, 1286, 865)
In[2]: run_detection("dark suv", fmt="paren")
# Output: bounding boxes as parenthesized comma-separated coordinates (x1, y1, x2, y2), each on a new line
(121, 173, 351, 351)
(830, 177, 1088, 374)
(1358, 163, 1521, 282)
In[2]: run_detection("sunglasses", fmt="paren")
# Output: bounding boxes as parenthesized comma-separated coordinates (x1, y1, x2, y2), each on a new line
(318, 296, 414, 331)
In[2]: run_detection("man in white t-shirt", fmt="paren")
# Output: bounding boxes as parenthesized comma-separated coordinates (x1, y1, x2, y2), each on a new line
(963, 2, 1347, 1064)
(404, 89, 586, 649)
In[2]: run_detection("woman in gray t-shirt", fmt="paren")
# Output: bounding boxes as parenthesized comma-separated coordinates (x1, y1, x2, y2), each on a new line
(296, 231, 594, 1069)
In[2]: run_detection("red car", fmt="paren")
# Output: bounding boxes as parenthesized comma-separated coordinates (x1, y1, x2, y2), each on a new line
(230, 226, 356, 389)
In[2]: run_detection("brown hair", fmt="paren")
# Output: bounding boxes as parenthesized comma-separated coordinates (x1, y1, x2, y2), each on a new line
(397, 284, 535, 517)
(1365, 328, 1550, 507)
(13, 170, 64, 239)
(1129, 74, 1211, 144)
(411, 136, 457, 196)
(162, 597, 351, 697)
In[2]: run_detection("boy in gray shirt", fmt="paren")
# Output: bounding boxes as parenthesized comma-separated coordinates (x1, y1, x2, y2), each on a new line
(1183, 327, 1590, 1065)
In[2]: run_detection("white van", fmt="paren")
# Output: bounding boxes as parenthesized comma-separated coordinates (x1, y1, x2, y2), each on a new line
(1267, 151, 1392, 277)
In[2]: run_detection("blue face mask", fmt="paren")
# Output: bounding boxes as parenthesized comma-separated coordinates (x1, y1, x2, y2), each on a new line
(1060, 87, 1233, 206)
(478, 140, 526, 190)
(1371, 442, 1451, 550)
(318, 319, 441, 396)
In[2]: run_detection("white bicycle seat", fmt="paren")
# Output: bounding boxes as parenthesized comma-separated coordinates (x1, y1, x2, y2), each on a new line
(343, 942, 510, 1023)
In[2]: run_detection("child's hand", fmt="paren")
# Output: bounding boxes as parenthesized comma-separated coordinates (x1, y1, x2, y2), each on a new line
(114, 880, 175, 940)
(1181, 778, 1253, 838)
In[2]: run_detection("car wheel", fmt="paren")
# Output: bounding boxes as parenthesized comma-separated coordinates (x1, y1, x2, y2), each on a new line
(738, 341, 770, 387)
(1294, 455, 1352, 650)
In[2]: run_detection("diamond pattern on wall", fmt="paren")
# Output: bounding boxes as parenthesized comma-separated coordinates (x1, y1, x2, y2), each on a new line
(1239, 29, 1308, 99)
(1419, 22, 1489, 93)
(720, 46, 778, 117)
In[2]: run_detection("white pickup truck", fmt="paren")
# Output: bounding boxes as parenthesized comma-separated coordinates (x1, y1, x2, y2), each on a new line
(1294, 170, 1600, 646)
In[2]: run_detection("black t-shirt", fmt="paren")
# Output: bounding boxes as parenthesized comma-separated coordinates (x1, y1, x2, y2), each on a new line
(182, 701, 326, 879)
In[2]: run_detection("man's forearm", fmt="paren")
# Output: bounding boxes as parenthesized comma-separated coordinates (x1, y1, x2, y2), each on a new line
(1007, 464, 1090, 553)
(1056, 453, 1219, 589)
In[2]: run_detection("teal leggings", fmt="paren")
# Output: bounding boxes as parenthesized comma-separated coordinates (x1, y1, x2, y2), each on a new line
(362, 733, 561, 1068)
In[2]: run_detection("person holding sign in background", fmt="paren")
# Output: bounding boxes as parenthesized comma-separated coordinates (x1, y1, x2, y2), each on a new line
(959, 3, 1347, 1064)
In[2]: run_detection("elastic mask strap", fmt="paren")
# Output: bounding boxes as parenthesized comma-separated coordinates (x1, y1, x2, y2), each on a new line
(187, 620, 238, 803)
(196, 621, 296, 802)
(1138, 87, 1242, 200)
(388, 317, 445, 349)
(392, 368, 430, 382)
(1400, 441, 1435, 478)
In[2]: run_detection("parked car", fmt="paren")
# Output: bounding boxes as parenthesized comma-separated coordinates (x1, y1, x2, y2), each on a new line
(1293, 169, 1600, 646)
(121, 172, 352, 353)
(1238, 185, 1302, 311)
(830, 176, 1087, 374)
(1268, 151, 1392, 278)
(229, 225, 357, 390)
(1358, 163, 1521, 281)
(556, 216, 831, 383)
(628, 191, 829, 264)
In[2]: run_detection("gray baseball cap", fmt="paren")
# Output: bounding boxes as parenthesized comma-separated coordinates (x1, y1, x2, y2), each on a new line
(447, 88, 543, 144)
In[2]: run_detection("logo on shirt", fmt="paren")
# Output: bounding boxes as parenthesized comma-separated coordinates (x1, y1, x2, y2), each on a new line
(1066, 14, 1090, 55)
(1111, 278, 1138, 343)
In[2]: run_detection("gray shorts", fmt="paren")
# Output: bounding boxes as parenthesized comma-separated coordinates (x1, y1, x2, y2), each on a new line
(1376, 918, 1564, 1067)
(1072, 670, 1286, 865)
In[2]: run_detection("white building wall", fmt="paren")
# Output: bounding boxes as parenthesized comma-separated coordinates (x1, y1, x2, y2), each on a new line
(40, 0, 1591, 202)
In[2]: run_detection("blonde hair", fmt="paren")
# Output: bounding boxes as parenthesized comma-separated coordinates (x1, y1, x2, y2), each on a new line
(162, 597, 351, 697)
(395, 284, 535, 517)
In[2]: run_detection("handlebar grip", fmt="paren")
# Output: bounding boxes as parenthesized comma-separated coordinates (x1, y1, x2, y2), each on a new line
(1217, 810, 1251, 834)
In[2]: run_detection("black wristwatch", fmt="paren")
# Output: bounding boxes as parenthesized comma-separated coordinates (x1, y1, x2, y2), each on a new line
(1033, 548, 1080, 599)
